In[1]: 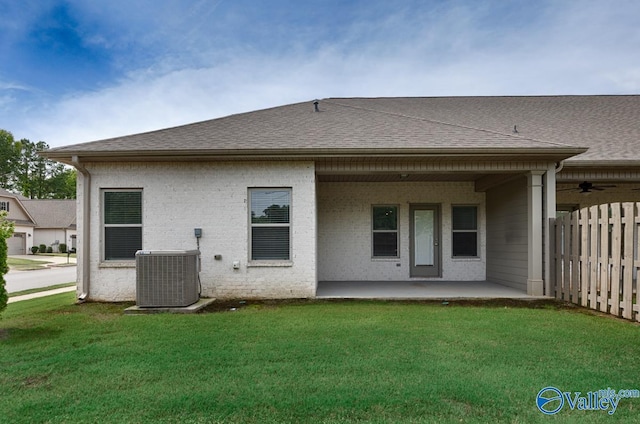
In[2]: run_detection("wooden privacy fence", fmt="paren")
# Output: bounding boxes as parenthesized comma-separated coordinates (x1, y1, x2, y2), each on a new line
(553, 202, 640, 321)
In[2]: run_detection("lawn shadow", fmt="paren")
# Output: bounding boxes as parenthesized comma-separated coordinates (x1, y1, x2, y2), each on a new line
(0, 327, 63, 344)
(201, 297, 563, 313)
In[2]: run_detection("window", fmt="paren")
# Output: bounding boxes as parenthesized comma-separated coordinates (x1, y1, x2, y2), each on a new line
(103, 190, 142, 260)
(0, 201, 8, 212)
(250, 189, 291, 261)
(452, 206, 478, 257)
(372, 205, 398, 257)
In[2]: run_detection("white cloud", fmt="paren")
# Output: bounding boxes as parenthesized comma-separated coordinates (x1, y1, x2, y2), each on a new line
(10, 0, 640, 147)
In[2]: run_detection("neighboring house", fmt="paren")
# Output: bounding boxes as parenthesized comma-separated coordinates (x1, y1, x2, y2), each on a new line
(42, 96, 640, 302)
(1, 188, 36, 255)
(21, 199, 77, 253)
(0, 188, 77, 254)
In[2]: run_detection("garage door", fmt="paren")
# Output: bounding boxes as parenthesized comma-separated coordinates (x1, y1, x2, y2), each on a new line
(7, 233, 26, 255)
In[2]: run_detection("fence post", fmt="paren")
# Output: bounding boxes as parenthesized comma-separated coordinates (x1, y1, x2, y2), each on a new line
(570, 210, 580, 304)
(561, 213, 571, 301)
(609, 203, 622, 316)
(589, 205, 599, 309)
(551, 217, 560, 300)
(598, 204, 610, 313)
(580, 207, 590, 308)
(621, 203, 635, 320)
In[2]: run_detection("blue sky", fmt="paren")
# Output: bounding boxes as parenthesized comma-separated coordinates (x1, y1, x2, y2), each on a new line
(1, 0, 639, 147)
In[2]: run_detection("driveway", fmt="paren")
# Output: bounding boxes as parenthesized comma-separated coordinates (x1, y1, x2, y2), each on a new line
(6, 255, 77, 293)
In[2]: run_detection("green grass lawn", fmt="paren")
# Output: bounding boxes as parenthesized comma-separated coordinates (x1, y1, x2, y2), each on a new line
(8, 282, 76, 297)
(32, 252, 77, 258)
(1, 295, 639, 423)
(7, 257, 53, 271)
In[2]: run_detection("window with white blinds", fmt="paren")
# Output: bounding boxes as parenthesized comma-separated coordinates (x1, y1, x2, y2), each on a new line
(249, 189, 291, 261)
(103, 190, 142, 260)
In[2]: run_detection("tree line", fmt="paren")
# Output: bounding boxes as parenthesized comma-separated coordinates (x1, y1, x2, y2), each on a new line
(0, 129, 75, 199)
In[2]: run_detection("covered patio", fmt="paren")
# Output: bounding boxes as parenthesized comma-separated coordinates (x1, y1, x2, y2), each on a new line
(316, 281, 545, 299)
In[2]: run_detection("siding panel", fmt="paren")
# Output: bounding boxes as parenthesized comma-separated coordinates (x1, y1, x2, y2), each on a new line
(486, 177, 528, 290)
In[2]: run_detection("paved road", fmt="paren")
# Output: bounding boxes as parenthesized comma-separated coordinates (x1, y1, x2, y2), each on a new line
(5, 266, 77, 293)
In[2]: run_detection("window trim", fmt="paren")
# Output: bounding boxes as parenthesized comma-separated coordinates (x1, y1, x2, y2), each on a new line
(371, 204, 399, 258)
(451, 205, 479, 258)
(248, 188, 292, 263)
(101, 188, 143, 262)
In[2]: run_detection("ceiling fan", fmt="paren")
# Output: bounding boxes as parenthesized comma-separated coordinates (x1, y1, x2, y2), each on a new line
(559, 181, 616, 194)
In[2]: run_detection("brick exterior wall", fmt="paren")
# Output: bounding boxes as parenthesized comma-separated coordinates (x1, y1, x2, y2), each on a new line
(80, 161, 317, 301)
(317, 182, 486, 281)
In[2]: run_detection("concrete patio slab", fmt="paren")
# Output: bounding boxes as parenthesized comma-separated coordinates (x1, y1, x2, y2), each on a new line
(316, 281, 547, 299)
(124, 297, 216, 314)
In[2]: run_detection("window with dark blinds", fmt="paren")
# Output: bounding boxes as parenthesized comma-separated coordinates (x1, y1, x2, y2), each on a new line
(250, 189, 291, 260)
(452, 205, 478, 257)
(103, 190, 142, 260)
(372, 205, 398, 257)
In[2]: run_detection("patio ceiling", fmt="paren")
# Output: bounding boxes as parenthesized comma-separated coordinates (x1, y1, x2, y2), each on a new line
(316, 173, 487, 182)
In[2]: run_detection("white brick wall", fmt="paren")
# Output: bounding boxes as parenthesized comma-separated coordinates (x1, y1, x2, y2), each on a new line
(81, 161, 317, 301)
(317, 182, 486, 281)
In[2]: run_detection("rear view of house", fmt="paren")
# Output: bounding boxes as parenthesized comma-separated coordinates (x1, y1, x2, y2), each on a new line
(42, 96, 640, 302)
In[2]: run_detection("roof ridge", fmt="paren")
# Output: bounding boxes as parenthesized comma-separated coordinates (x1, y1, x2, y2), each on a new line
(322, 98, 580, 149)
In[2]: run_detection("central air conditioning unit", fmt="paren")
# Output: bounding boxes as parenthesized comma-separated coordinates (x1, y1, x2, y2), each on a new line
(135, 250, 200, 307)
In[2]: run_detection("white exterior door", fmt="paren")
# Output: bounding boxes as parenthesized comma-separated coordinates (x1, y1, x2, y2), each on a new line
(410, 205, 441, 277)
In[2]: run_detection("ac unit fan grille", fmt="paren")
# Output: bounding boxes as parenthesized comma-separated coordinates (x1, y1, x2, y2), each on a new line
(136, 250, 200, 307)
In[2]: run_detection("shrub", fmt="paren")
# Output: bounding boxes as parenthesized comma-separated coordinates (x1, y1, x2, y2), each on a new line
(46, 246, 53, 253)
(59, 244, 67, 253)
(39, 244, 47, 253)
(0, 211, 14, 315)
(31, 246, 39, 254)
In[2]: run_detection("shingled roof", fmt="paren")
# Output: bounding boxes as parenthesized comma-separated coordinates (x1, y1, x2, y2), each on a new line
(44, 95, 640, 165)
(0, 188, 28, 200)
(21, 200, 76, 229)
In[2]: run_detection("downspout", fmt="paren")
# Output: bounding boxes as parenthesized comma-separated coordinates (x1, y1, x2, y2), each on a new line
(71, 156, 90, 302)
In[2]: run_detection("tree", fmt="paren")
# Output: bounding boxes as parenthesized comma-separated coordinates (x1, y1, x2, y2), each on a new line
(251, 204, 289, 223)
(0, 211, 14, 316)
(46, 167, 77, 199)
(11, 138, 76, 199)
(0, 130, 20, 191)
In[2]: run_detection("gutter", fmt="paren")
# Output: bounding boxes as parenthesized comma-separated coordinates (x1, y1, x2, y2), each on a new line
(562, 159, 640, 168)
(70, 156, 90, 302)
(43, 146, 589, 165)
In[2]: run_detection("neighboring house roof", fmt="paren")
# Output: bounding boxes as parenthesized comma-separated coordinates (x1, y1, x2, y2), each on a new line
(0, 188, 28, 200)
(1, 188, 76, 229)
(44, 96, 607, 164)
(21, 200, 76, 229)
